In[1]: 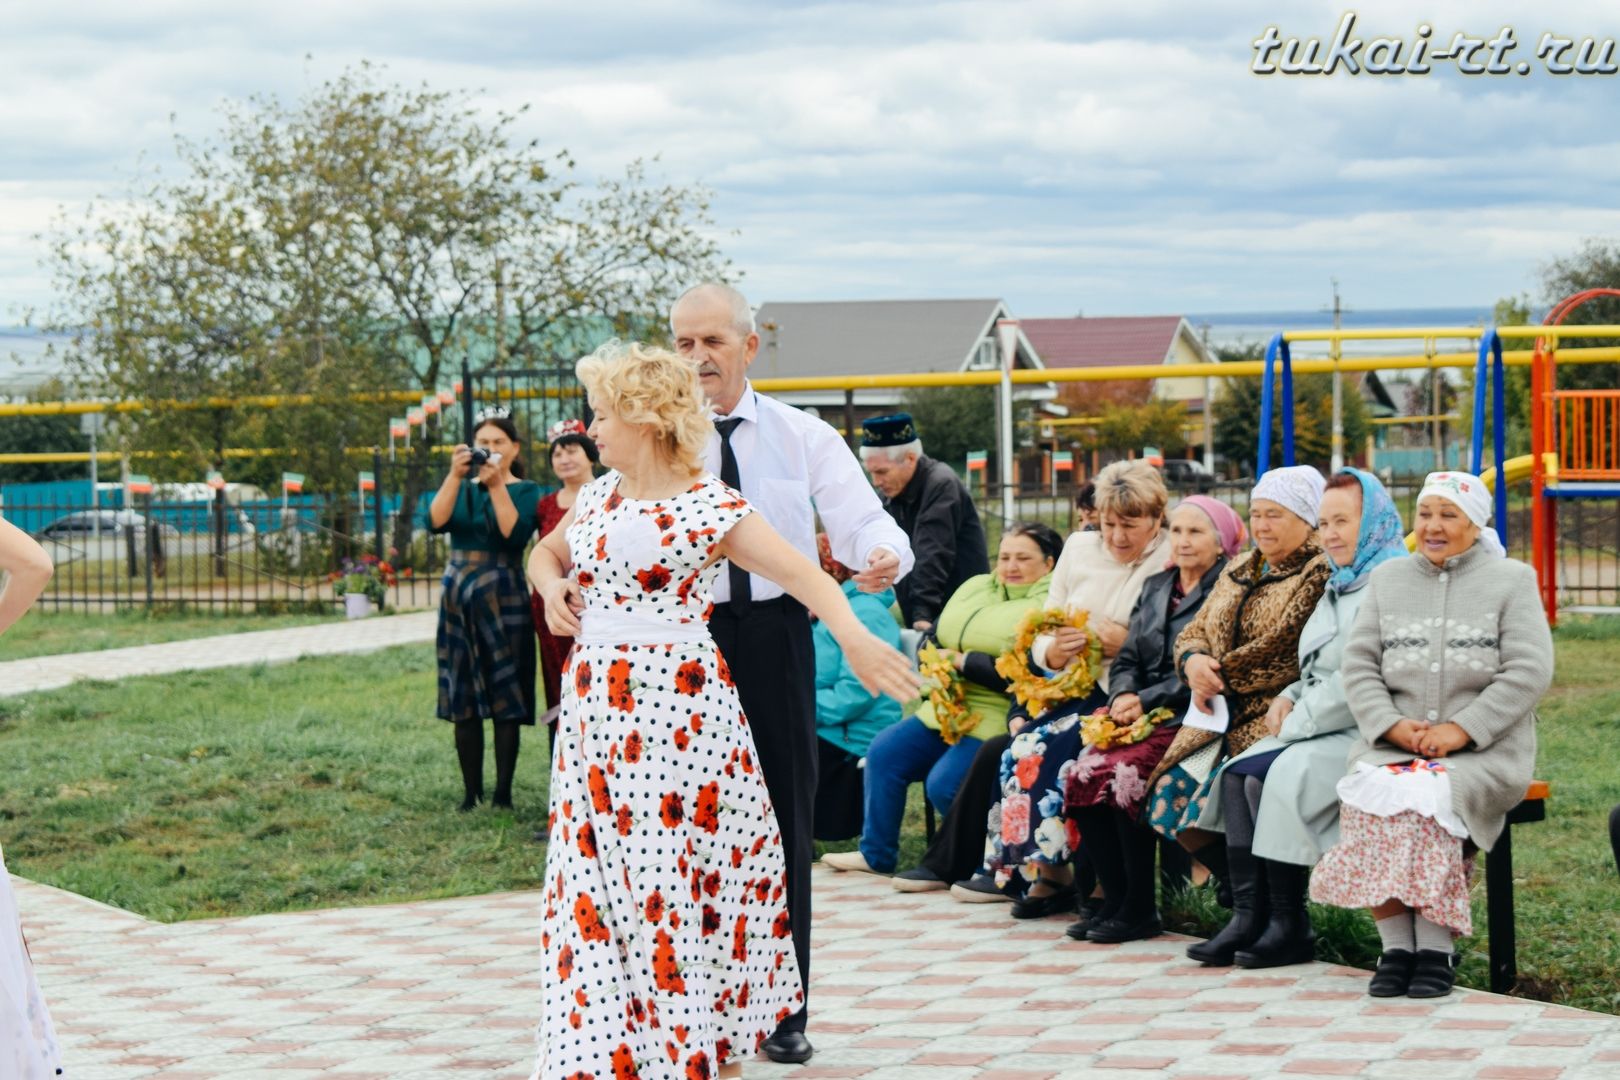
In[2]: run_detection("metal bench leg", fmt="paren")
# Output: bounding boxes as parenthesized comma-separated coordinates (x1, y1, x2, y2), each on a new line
(1486, 829, 1516, 994)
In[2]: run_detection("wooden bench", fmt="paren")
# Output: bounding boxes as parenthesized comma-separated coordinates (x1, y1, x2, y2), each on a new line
(1485, 780, 1549, 994)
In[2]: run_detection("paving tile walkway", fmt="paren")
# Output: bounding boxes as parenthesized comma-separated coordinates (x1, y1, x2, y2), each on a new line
(15, 864, 1620, 1079)
(0, 612, 439, 697)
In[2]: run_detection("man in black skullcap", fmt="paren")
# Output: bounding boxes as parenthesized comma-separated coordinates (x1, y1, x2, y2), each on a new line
(860, 413, 989, 632)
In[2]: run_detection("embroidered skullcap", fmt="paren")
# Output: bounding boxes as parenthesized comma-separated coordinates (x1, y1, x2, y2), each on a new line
(1417, 471, 1507, 558)
(1250, 465, 1326, 528)
(861, 413, 918, 448)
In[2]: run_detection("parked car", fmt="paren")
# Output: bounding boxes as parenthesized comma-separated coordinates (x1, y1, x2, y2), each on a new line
(34, 510, 179, 541)
(1158, 458, 1217, 492)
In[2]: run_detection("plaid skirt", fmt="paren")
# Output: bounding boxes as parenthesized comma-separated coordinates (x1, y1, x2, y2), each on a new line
(437, 551, 537, 725)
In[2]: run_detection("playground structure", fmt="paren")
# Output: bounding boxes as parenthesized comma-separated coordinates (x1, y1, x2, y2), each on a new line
(1257, 312, 1620, 626)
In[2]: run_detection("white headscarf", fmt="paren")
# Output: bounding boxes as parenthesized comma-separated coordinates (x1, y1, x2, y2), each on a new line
(1417, 471, 1507, 559)
(1251, 465, 1327, 528)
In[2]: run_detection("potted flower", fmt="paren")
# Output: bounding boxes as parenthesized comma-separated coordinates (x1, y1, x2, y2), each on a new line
(330, 555, 396, 619)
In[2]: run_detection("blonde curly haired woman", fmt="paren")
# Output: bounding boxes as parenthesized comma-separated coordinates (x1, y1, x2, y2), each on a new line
(526, 342, 917, 1080)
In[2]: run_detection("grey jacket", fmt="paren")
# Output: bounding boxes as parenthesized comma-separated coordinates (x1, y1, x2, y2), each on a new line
(1340, 545, 1553, 852)
(1198, 582, 1367, 865)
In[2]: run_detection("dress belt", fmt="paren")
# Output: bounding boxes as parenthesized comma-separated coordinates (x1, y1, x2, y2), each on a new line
(575, 608, 713, 647)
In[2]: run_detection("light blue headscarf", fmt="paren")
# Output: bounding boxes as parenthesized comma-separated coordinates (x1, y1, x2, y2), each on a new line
(1326, 467, 1406, 594)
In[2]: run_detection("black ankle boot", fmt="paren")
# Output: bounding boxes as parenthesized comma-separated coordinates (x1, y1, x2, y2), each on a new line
(1186, 844, 1265, 965)
(1234, 860, 1316, 968)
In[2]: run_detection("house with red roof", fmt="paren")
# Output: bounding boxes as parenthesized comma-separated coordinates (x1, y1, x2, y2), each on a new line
(1018, 315, 1217, 416)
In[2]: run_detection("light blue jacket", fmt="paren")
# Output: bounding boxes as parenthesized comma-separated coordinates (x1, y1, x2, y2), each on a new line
(814, 580, 903, 757)
(1197, 583, 1368, 866)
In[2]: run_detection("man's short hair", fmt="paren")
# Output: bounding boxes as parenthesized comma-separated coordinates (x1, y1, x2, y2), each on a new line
(671, 282, 756, 339)
(859, 439, 923, 464)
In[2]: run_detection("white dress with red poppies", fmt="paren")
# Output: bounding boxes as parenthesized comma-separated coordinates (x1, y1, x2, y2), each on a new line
(533, 472, 803, 1080)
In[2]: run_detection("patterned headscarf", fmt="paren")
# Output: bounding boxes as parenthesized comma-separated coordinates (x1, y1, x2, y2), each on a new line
(1177, 495, 1248, 559)
(1326, 468, 1408, 594)
(817, 532, 853, 583)
(1417, 471, 1507, 559)
(1251, 465, 1327, 527)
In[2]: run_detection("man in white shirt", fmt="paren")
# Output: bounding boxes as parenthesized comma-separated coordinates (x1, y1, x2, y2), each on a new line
(672, 282, 913, 1064)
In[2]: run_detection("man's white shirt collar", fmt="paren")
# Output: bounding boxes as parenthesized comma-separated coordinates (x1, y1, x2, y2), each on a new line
(710, 381, 758, 425)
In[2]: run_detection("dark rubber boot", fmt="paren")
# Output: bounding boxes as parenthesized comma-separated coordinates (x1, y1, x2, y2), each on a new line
(1186, 844, 1265, 965)
(1234, 860, 1316, 969)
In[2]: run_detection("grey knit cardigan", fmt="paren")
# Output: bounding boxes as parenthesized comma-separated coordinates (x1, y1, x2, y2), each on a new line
(1339, 543, 1553, 852)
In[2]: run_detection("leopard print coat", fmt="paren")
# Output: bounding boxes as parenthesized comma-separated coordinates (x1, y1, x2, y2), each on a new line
(1145, 542, 1331, 790)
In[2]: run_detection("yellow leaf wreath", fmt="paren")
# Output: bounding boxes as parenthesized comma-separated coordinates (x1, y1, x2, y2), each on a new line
(994, 608, 1103, 720)
(1080, 705, 1176, 750)
(917, 642, 981, 745)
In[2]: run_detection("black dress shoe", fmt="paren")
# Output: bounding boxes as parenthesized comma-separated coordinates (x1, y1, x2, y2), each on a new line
(1086, 912, 1163, 944)
(1368, 949, 1415, 997)
(1407, 950, 1457, 998)
(762, 1031, 814, 1064)
(1010, 885, 1078, 920)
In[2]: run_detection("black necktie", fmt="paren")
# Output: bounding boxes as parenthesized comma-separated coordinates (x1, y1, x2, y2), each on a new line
(716, 417, 752, 614)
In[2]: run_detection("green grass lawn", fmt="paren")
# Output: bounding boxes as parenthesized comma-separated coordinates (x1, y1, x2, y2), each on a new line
(0, 609, 340, 661)
(1, 620, 1617, 1014)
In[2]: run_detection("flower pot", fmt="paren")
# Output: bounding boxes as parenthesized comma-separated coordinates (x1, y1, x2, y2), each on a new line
(344, 593, 375, 620)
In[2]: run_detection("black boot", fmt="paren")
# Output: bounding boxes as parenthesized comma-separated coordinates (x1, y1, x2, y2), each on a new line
(1193, 843, 1232, 908)
(1234, 860, 1316, 968)
(491, 723, 520, 810)
(1185, 844, 1265, 965)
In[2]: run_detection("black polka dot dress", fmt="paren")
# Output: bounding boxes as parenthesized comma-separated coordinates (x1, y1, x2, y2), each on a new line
(533, 473, 803, 1080)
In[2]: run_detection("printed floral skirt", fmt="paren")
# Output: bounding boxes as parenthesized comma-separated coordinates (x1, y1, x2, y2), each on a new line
(1062, 722, 1178, 816)
(983, 693, 1107, 884)
(1145, 739, 1225, 841)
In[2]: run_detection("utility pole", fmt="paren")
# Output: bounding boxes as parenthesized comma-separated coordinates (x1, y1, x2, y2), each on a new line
(1198, 322, 1214, 471)
(1326, 278, 1349, 472)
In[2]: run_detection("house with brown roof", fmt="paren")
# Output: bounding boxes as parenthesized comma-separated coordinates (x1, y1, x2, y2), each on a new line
(1018, 316, 1217, 416)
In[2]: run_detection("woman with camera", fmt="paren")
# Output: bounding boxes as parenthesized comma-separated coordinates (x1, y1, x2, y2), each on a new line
(430, 408, 543, 811)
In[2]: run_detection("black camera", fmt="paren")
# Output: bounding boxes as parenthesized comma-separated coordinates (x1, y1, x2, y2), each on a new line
(467, 447, 502, 470)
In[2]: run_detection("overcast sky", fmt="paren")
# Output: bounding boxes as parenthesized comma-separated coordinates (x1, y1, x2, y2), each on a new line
(4, 0, 1619, 320)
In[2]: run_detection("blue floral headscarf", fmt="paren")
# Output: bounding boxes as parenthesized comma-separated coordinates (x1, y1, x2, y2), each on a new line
(1326, 467, 1406, 594)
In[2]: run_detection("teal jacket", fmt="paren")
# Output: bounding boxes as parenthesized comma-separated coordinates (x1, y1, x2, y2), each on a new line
(814, 580, 903, 757)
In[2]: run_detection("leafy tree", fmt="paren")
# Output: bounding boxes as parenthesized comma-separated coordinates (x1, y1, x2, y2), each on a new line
(1087, 400, 1189, 457)
(43, 63, 727, 558)
(900, 385, 997, 473)
(1541, 238, 1620, 391)
(0, 381, 85, 484)
(1211, 340, 1368, 474)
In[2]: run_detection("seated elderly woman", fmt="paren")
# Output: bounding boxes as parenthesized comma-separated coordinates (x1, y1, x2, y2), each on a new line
(1188, 469, 1407, 967)
(1055, 495, 1246, 942)
(822, 522, 1062, 876)
(978, 461, 1173, 916)
(812, 534, 905, 842)
(1311, 472, 1553, 999)
(1144, 466, 1331, 924)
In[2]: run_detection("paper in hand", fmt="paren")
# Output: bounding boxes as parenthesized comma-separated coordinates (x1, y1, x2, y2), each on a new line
(1183, 694, 1229, 734)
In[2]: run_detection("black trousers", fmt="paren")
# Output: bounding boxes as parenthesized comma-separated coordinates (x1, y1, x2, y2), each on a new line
(919, 733, 1011, 884)
(709, 597, 816, 1035)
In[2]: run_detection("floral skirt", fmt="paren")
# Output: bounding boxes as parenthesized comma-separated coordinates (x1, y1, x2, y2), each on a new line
(1061, 723, 1178, 816)
(984, 712, 1084, 882)
(1309, 761, 1474, 935)
(1146, 740, 1225, 840)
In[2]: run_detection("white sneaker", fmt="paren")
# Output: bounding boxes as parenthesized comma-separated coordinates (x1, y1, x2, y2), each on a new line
(949, 875, 1012, 903)
(821, 850, 883, 875)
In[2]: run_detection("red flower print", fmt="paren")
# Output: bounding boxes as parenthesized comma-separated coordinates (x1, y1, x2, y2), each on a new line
(740, 748, 754, 774)
(674, 728, 691, 751)
(716, 1037, 732, 1064)
(731, 914, 749, 962)
(577, 569, 596, 588)
(615, 804, 634, 836)
(689, 714, 703, 733)
(1014, 753, 1044, 790)
(1001, 791, 1031, 844)
(654, 510, 676, 530)
(751, 878, 769, 902)
(673, 660, 707, 695)
(574, 893, 610, 943)
(705, 870, 723, 897)
(693, 782, 721, 834)
(736, 981, 750, 1009)
(577, 821, 597, 858)
(575, 987, 589, 1007)
(610, 1042, 637, 1080)
(666, 1042, 679, 1064)
(716, 652, 734, 686)
(749, 835, 766, 857)
(562, 1072, 592, 1080)
(686, 1051, 711, 1080)
(557, 944, 574, 979)
(730, 846, 744, 868)
(718, 496, 747, 510)
(636, 565, 672, 592)
(595, 533, 610, 560)
(644, 889, 665, 924)
(574, 659, 593, 698)
(676, 573, 698, 604)
(607, 658, 636, 712)
(668, 909, 681, 931)
(673, 1024, 689, 1044)
(652, 928, 687, 993)
(701, 904, 721, 936)
(605, 490, 623, 512)
(623, 730, 644, 763)
(660, 792, 685, 828)
(772, 910, 791, 939)
(588, 764, 612, 813)
(569, 1009, 582, 1029)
